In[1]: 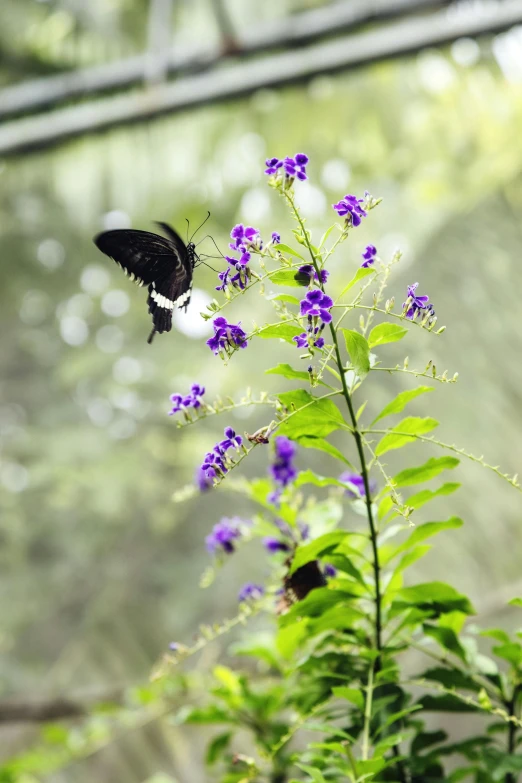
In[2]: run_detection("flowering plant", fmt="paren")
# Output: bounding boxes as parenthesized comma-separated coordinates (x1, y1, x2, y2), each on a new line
(11, 154, 522, 782)
(156, 153, 522, 782)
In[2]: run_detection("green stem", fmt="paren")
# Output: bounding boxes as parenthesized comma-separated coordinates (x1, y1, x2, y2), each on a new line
(284, 191, 382, 654)
(506, 684, 521, 783)
(362, 662, 375, 761)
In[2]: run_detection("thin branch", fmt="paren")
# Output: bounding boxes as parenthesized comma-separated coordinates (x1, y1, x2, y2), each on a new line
(0, 0, 451, 120)
(3, 1, 522, 155)
(0, 690, 123, 724)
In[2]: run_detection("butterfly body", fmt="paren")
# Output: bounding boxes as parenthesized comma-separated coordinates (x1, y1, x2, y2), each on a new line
(93, 222, 197, 343)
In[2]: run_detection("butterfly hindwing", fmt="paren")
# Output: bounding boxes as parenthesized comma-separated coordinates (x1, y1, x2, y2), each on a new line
(93, 224, 195, 343)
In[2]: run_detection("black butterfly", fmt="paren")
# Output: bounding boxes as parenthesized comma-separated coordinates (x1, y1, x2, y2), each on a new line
(93, 222, 198, 344)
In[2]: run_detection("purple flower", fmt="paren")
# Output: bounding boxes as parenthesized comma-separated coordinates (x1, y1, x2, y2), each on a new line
(269, 435, 298, 488)
(169, 641, 180, 651)
(195, 465, 213, 492)
(229, 224, 260, 251)
(324, 563, 337, 578)
(361, 245, 377, 268)
(299, 522, 310, 541)
(207, 316, 248, 354)
(332, 194, 367, 227)
(293, 326, 325, 350)
(206, 518, 241, 555)
(403, 282, 431, 320)
(300, 288, 333, 324)
(216, 267, 231, 292)
(298, 265, 329, 285)
(263, 537, 290, 554)
(340, 471, 377, 499)
(220, 426, 243, 451)
(238, 583, 265, 602)
(169, 384, 205, 415)
(283, 153, 309, 181)
(271, 232, 281, 245)
(265, 157, 283, 175)
(265, 153, 309, 182)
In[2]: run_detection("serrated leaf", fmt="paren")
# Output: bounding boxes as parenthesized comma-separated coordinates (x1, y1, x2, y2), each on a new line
(342, 329, 370, 379)
(258, 322, 303, 343)
(375, 416, 439, 456)
(274, 243, 306, 261)
(394, 456, 460, 487)
(339, 266, 374, 297)
(372, 386, 433, 425)
(368, 322, 409, 348)
(295, 435, 355, 466)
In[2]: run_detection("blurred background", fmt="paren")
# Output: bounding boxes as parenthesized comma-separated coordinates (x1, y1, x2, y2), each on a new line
(1, 0, 522, 780)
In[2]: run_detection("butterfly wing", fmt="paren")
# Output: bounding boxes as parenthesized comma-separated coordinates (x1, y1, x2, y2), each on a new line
(94, 225, 193, 342)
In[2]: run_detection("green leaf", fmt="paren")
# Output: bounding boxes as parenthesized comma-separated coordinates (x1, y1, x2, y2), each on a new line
(342, 329, 370, 379)
(266, 363, 329, 387)
(480, 629, 511, 643)
(391, 582, 475, 617)
(386, 518, 463, 563)
(509, 597, 522, 608)
(368, 322, 409, 348)
(375, 416, 439, 456)
(274, 243, 306, 261)
(269, 293, 300, 304)
(206, 732, 233, 765)
(289, 531, 347, 573)
(411, 729, 448, 755)
(394, 456, 460, 487)
(331, 686, 364, 710)
(405, 483, 460, 511)
(295, 435, 354, 466)
(318, 224, 336, 249)
(258, 322, 303, 343)
(280, 588, 358, 623)
(372, 386, 434, 425)
(417, 694, 479, 713)
(277, 390, 346, 439)
(423, 622, 468, 662)
(295, 470, 346, 489)
(294, 764, 327, 783)
(339, 266, 374, 297)
(420, 666, 481, 692)
(491, 642, 522, 668)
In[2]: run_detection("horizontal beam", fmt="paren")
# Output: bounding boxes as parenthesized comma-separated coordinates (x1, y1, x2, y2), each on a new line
(1, 0, 521, 158)
(0, 0, 450, 120)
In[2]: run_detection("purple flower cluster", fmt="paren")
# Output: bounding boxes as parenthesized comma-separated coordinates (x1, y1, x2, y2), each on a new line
(201, 426, 243, 481)
(300, 288, 333, 324)
(339, 471, 377, 499)
(265, 153, 309, 182)
(169, 384, 205, 415)
(238, 582, 264, 602)
(403, 282, 435, 321)
(361, 245, 377, 268)
(207, 317, 248, 354)
(298, 265, 329, 285)
(293, 325, 325, 351)
(217, 224, 261, 293)
(333, 194, 367, 227)
(195, 465, 213, 492)
(269, 436, 297, 488)
(206, 517, 242, 554)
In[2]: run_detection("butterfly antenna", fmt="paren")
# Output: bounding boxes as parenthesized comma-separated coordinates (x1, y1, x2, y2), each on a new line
(189, 211, 211, 242)
(185, 218, 190, 244)
(195, 234, 226, 260)
(197, 255, 220, 273)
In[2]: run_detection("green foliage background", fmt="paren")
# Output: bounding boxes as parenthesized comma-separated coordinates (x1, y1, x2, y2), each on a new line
(1, 1, 522, 779)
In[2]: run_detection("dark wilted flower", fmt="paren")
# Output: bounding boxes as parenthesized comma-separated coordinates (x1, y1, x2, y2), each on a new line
(206, 518, 241, 555)
(238, 583, 265, 602)
(263, 536, 290, 554)
(207, 317, 248, 354)
(332, 194, 367, 226)
(300, 289, 333, 324)
(361, 245, 377, 268)
(403, 282, 431, 320)
(298, 264, 329, 285)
